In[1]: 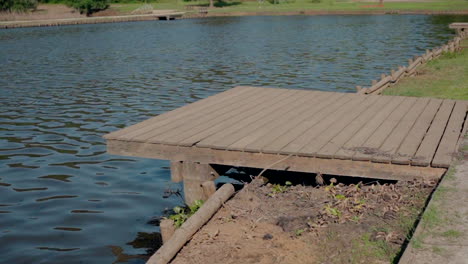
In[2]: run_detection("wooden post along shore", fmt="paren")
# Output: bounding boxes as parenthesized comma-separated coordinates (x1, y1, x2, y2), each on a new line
(105, 86, 468, 204)
(359, 24, 467, 95)
(449, 22, 468, 38)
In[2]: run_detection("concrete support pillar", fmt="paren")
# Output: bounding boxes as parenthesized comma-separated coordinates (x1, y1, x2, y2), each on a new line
(170, 161, 219, 205)
(170, 161, 183, 183)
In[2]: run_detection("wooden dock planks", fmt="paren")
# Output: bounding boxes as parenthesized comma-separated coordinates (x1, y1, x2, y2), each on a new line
(391, 99, 443, 165)
(105, 86, 255, 141)
(371, 98, 430, 163)
(137, 87, 268, 143)
(316, 96, 393, 159)
(298, 95, 380, 157)
(244, 92, 345, 153)
(334, 96, 405, 160)
(261, 93, 354, 154)
(105, 86, 468, 181)
(412, 100, 455, 166)
(153, 88, 291, 146)
(226, 91, 328, 152)
(196, 89, 302, 149)
(353, 97, 418, 161)
(432, 101, 468, 167)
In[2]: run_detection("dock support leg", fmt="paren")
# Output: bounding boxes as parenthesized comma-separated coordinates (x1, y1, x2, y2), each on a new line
(170, 161, 219, 205)
(170, 161, 184, 183)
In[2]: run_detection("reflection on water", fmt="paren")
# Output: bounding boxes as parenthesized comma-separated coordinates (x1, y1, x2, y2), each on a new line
(0, 14, 465, 263)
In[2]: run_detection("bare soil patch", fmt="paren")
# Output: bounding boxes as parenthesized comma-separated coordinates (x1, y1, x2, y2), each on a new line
(171, 174, 435, 264)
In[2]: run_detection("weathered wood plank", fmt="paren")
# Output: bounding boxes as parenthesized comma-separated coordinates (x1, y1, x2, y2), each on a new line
(334, 96, 405, 160)
(177, 89, 297, 147)
(432, 101, 468, 167)
(111, 86, 260, 141)
(449, 22, 468, 29)
(226, 91, 328, 151)
(298, 95, 381, 157)
(138, 88, 271, 143)
(316, 96, 393, 159)
(225, 90, 324, 151)
(353, 97, 417, 161)
(195, 89, 299, 149)
(455, 104, 468, 152)
(392, 99, 443, 165)
(412, 100, 455, 167)
(104, 86, 251, 140)
(371, 98, 430, 163)
(261, 93, 355, 154)
(244, 92, 344, 153)
(154, 88, 292, 146)
(107, 139, 446, 181)
(105, 86, 466, 174)
(281, 94, 368, 155)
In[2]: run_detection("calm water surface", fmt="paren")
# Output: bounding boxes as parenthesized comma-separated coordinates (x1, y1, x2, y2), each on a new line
(0, 14, 466, 263)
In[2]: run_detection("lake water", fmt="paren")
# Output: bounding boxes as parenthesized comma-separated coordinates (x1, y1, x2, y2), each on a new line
(0, 14, 465, 263)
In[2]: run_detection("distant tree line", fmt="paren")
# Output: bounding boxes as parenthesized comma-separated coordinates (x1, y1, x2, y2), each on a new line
(0, 0, 112, 15)
(1, 0, 38, 12)
(67, 0, 109, 16)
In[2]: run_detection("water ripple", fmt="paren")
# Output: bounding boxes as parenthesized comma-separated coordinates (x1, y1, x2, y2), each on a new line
(0, 14, 464, 263)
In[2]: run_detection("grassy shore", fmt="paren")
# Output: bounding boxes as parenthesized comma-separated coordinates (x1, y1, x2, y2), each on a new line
(112, 0, 468, 15)
(3, 1, 467, 24)
(382, 40, 468, 261)
(382, 40, 468, 100)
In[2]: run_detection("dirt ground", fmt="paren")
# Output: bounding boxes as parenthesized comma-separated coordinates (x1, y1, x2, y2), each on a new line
(170, 174, 436, 264)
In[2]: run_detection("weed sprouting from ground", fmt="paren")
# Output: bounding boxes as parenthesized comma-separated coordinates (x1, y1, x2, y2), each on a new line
(169, 200, 204, 228)
(268, 181, 292, 197)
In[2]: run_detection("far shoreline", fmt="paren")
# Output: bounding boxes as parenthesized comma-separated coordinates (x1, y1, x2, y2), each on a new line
(1, 8, 468, 29)
(204, 9, 468, 17)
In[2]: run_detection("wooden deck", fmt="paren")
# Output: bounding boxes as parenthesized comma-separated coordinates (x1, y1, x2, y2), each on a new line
(450, 22, 468, 30)
(105, 86, 467, 202)
(450, 23, 468, 37)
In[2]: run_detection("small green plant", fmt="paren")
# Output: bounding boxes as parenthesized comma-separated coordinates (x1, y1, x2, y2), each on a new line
(268, 181, 292, 197)
(335, 194, 346, 200)
(295, 229, 305, 236)
(354, 198, 366, 208)
(169, 199, 204, 228)
(325, 182, 335, 192)
(325, 205, 342, 218)
(351, 215, 360, 222)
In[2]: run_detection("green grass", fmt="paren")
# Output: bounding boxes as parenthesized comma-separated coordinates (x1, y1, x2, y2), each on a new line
(441, 229, 463, 238)
(350, 233, 397, 263)
(431, 246, 445, 255)
(383, 42, 468, 100)
(109, 0, 468, 14)
(410, 165, 464, 250)
(463, 144, 468, 152)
